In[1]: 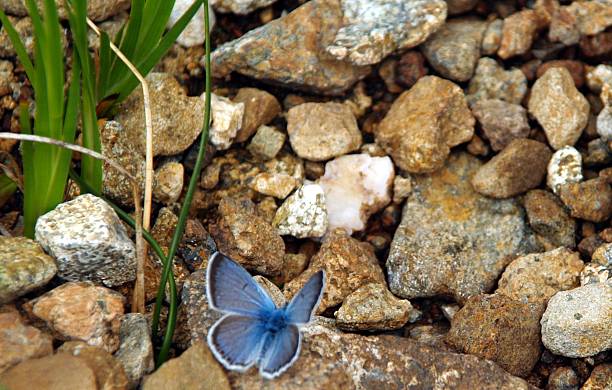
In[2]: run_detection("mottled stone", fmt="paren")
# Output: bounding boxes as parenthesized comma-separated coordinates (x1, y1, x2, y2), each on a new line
(592, 243, 612, 267)
(210, 0, 276, 14)
(467, 57, 528, 105)
(549, 1, 612, 46)
(498, 10, 540, 59)
(0, 310, 53, 374)
(153, 161, 184, 205)
(558, 178, 612, 223)
(537, 60, 585, 88)
(580, 263, 611, 286)
(387, 153, 539, 303)
(247, 125, 285, 160)
(0, 0, 130, 21)
(524, 190, 576, 249)
(471, 99, 530, 151)
(249, 172, 300, 199)
(446, 0, 478, 14)
(582, 364, 612, 390)
(205, 93, 244, 150)
(547, 146, 583, 195)
(396, 50, 428, 88)
(177, 270, 221, 348)
(114, 314, 154, 388)
(273, 183, 328, 239)
(392, 175, 413, 204)
(233, 88, 281, 143)
(546, 366, 580, 390)
(482, 19, 503, 55)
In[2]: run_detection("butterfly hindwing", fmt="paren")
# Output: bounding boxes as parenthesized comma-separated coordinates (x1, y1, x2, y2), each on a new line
(285, 270, 325, 325)
(207, 314, 267, 371)
(259, 324, 301, 379)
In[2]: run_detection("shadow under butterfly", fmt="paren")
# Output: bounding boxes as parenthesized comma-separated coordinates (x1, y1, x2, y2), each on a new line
(206, 252, 326, 379)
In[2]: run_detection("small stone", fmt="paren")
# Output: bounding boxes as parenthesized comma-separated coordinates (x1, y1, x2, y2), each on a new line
(446, 0, 478, 15)
(547, 146, 583, 195)
(582, 364, 612, 390)
(286, 102, 362, 162)
(498, 9, 540, 59)
(549, 1, 612, 46)
(0, 310, 53, 374)
(114, 314, 154, 388)
(447, 293, 542, 377)
(1, 0, 130, 21)
(559, 178, 612, 223)
(249, 172, 300, 199)
(524, 190, 576, 249)
(233, 88, 281, 143)
(528, 67, 590, 150)
(540, 283, 612, 358)
(396, 51, 428, 88)
(177, 270, 221, 348)
(0, 236, 57, 304)
(255, 197, 277, 224)
(280, 253, 309, 284)
(210, 0, 276, 14)
(284, 229, 385, 313)
(466, 134, 490, 156)
(246, 125, 285, 160)
(35, 194, 136, 287)
(335, 283, 415, 331)
(471, 139, 552, 198)
(592, 243, 612, 267)
(584, 138, 612, 166)
(273, 183, 328, 239)
(546, 367, 580, 390)
(471, 99, 530, 151)
(482, 19, 503, 55)
(580, 263, 610, 286)
(496, 248, 584, 305)
(205, 93, 245, 150)
(586, 64, 612, 96)
(537, 60, 585, 88)
(376, 75, 474, 173)
(392, 175, 413, 204)
(318, 154, 394, 234)
(580, 31, 612, 58)
(467, 57, 528, 105)
(168, 0, 215, 47)
(378, 58, 402, 93)
(153, 161, 184, 204)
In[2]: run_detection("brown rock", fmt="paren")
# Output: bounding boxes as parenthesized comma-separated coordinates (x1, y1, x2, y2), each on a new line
(546, 366, 580, 390)
(537, 60, 585, 88)
(471, 139, 552, 198)
(467, 57, 528, 105)
(446, 0, 478, 15)
(376, 75, 475, 173)
(524, 190, 576, 248)
(498, 10, 541, 59)
(549, 1, 612, 46)
(580, 31, 612, 58)
(233, 88, 281, 143)
(482, 19, 503, 56)
(471, 99, 530, 151)
(582, 364, 612, 390)
(396, 51, 427, 88)
(0, 310, 53, 374)
(559, 178, 612, 222)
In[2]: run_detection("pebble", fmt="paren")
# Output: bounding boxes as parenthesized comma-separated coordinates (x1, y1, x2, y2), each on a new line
(284, 229, 385, 313)
(598, 106, 612, 141)
(35, 194, 136, 287)
(592, 243, 612, 267)
(580, 263, 611, 286)
(0, 236, 57, 304)
(421, 19, 487, 82)
(558, 178, 612, 223)
(206, 93, 245, 150)
(272, 182, 328, 239)
(546, 367, 580, 390)
(376, 76, 474, 173)
(335, 283, 417, 331)
(249, 171, 300, 199)
(471, 139, 552, 198)
(114, 313, 154, 388)
(386, 153, 539, 303)
(582, 364, 612, 390)
(528, 67, 590, 150)
(168, 0, 216, 47)
(547, 146, 583, 195)
(396, 51, 428, 88)
(540, 283, 612, 358)
(446, 0, 478, 15)
(1, 0, 130, 21)
(447, 293, 542, 377)
(524, 190, 576, 249)
(537, 60, 585, 88)
(232, 88, 281, 143)
(498, 9, 541, 59)
(153, 161, 184, 205)
(210, 0, 276, 14)
(392, 175, 413, 204)
(549, 1, 612, 46)
(470, 99, 530, 151)
(0, 309, 53, 374)
(467, 57, 528, 105)
(482, 19, 503, 55)
(318, 154, 394, 234)
(246, 125, 285, 161)
(286, 102, 362, 161)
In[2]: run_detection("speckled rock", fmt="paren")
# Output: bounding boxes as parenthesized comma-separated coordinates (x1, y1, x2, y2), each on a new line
(537, 60, 585, 88)
(524, 190, 576, 249)
(549, 1, 612, 46)
(421, 19, 487, 82)
(471, 99, 530, 151)
(392, 175, 413, 204)
(210, 0, 276, 14)
(116, 73, 204, 156)
(273, 183, 328, 239)
(580, 263, 611, 286)
(546, 366, 580, 390)
(209, 197, 284, 276)
(446, 0, 478, 14)
(376, 76, 474, 173)
(34, 194, 135, 287)
(335, 283, 417, 331)
(592, 243, 612, 267)
(284, 229, 385, 313)
(540, 283, 612, 358)
(286, 102, 362, 161)
(558, 178, 612, 223)
(496, 248, 583, 305)
(467, 57, 528, 105)
(153, 161, 184, 205)
(248, 153, 304, 199)
(0, 236, 57, 304)
(233, 88, 281, 143)
(582, 364, 612, 390)
(471, 139, 551, 198)
(114, 314, 154, 388)
(547, 146, 583, 195)
(0, 309, 53, 374)
(247, 125, 285, 160)
(205, 93, 244, 150)
(447, 293, 542, 377)
(30, 282, 124, 352)
(498, 9, 541, 59)
(0, 0, 130, 21)
(528, 67, 590, 150)
(482, 19, 503, 55)
(387, 153, 539, 303)
(168, 0, 215, 47)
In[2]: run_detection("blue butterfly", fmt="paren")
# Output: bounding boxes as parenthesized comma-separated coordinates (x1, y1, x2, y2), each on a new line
(206, 252, 325, 379)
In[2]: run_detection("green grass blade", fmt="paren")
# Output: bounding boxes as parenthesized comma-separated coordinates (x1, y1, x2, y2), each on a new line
(19, 103, 36, 238)
(0, 10, 35, 83)
(0, 174, 17, 208)
(118, 0, 144, 60)
(136, 0, 175, 54)
(97, 31, 112, 101)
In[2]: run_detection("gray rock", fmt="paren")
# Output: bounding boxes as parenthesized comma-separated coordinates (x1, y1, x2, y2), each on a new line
(524, 190, 576, 249)
(168, 0, 215, 48)
(114, 313, 154, 388)
(272, 183, 328, 239)
(471, 99, 530, 152)
(153, 161, 184, 205)
(0, 0, 130, 21)
(482, 19, 503, 55)
(35, 194, 136, 287)
(247, 125, 285, 161)
(467, 57, 528, 105)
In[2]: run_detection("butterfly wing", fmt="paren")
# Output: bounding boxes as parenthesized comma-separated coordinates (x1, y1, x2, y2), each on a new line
(259, 324, 301, 379)
(207, 252, 276, 316)
(207, 314, 267, 371)
(284, 270, 325, 325)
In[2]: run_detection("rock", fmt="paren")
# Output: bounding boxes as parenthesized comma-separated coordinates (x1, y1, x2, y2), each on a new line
(558, 178, 612, 223)
(496, 248, 583, 305)
(471, 99, 530, 151)
(396, 51, 428, 88)
(598, 106, 612, 141)
(272, 183, 328, 239)
(376, 76, 474, 173)
(0, 353, 97, 390)
(447, 293, 542, 377)
(233, 88, 281, 143)
(318, 154, 394, 234)
(546, 146, 583, 195)
(168, 0, 215, 47)
(335, 283, 416, 331)
(142, 342, 230, 390)
(116, 73, 204, 156)
(540, 283, 612, 358)
(392, 175, 413, 204)
(153, 161, 184, 204)
(246, 125, 285, 160)
(537, 60, 585, 88)
(467, 57, 528, 105)
(482, 19, 503, 55)
(0, 310, 53, 374)
(528, 67, 590, 150)
(549, 1, 612, 46)
(0, 0, 130, 21)
(248, 153, 304, 199)
(58, 341, 129, 390)
(421, 19, 487, 82)
(0, 236, 57, 304)
(446, 0, 478, 14)
(284, 229, 385, 313)
(582, 364, 612, 390)
(580, 263, 611, 286)
(205, 93, 244, 150)
(584, 138, 612, 166)
(546, 366, 580, 390)
(378, 58, 403, 93)
(498, 10, 541, 59)
(286, 102, 362, 161)
(210, 0, 276, 14)
(387, 153, 539, 303)
(210, 0, 371, 95)
(30, 282, 125, 353)
(471, 139, 551, 198)
(34, 194, 136, 287)
(114, 314, 154, 388)
(253, 275, 286, 308)
(209, 197, 285, 276)
(524, 190, 576, 249)
(592, 243, 612, 267)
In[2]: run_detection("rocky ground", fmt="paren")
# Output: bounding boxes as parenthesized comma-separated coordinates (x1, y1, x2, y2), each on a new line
(1, 0, 612, 389)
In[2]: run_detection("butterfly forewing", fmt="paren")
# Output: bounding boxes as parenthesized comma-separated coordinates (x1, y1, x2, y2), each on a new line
(208, 314, 267, 371)
(285, 271, 325, 325)
(259, 324, 301, 379)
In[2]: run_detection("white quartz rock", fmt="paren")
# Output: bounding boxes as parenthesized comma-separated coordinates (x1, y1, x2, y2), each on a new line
(547, 146, 583, 194)
(168, 0, 216, 48)
(201, 93, 245, 150)
(318, 154, 394, 234)
(273, 183, 328, 238)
